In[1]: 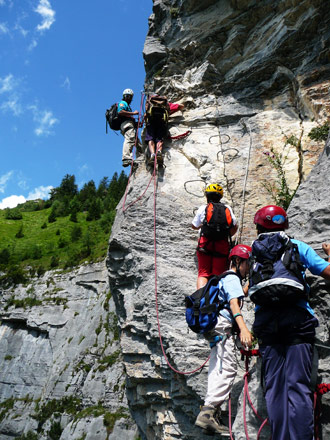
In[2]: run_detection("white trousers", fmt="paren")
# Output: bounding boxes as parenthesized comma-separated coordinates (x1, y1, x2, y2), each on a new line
(120, 120, 141, 160)
(204, 315, 237, 407)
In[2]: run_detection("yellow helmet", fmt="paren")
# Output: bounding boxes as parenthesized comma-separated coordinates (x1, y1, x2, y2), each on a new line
(205, 183, 223, 197)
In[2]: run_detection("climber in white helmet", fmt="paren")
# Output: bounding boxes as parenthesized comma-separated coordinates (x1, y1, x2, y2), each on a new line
(117, 88, 142, 167)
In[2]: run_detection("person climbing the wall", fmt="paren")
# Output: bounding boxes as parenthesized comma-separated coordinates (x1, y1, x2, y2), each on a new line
(117, 88, 142, 167)
(192, 183, 238, 289)
(249, 205, 330, 440)
(144, 94, 184, 166)
(195, 244, 253, 435)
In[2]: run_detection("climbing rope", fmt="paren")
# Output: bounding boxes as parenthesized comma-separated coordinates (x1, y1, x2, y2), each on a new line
(314, 383, 330, 440)
(169, 130, 191, 140)
(239, 349, 270, 440)
(152, 147, 211, 375)
(236, 118, 253, 244)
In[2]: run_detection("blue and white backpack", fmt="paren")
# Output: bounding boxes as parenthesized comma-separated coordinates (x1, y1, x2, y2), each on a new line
(248, 232, 308, 306)
(185, 272, 240, 334)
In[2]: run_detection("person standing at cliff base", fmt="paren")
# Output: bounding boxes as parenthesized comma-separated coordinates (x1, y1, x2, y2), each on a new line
(117, 88, 142, 167)
(249, 205, 330, 440)
(195, 245, 253, 436)
(192, 183, 238, 289)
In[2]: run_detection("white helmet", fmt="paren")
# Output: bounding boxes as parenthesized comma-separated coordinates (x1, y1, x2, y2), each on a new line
(123, 88, 134, 97)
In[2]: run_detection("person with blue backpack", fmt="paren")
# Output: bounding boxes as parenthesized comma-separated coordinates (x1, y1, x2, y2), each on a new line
(194, 244, 253, 435)
(250, 205, 330, 440)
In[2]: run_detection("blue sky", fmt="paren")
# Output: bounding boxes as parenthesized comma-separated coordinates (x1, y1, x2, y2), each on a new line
(0, 0, 152, 208)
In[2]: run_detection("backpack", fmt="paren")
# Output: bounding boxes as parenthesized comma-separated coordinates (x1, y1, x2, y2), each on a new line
(248, 232, 308, 306)
(105, 103, 121, 133)
(145, 95, 169, 125)
(200, 202, 233, 241)
(185, 272, 240, 334)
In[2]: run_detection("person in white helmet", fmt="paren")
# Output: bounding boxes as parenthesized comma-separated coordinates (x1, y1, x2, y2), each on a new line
(117, 89, 142, 167)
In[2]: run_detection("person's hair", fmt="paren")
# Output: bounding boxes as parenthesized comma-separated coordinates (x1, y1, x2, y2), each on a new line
(206, 192, 221, 203)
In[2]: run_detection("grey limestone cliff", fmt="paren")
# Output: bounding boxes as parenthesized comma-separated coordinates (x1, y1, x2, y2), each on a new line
(1, 0, 330, 439)
(107, 0, 330, 439)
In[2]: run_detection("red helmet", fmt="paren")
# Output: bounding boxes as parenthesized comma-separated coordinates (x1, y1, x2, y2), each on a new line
(254, 205, 288, 230)
(229, 244, 252, 261)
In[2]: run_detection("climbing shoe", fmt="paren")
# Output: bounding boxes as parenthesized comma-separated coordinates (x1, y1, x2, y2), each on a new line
(148, 153, 156, 165)
(122, 159, 131, 167)
(122, 158, 138, 169)
(156, 151, 164, 165)
(195, 406, 230, 435)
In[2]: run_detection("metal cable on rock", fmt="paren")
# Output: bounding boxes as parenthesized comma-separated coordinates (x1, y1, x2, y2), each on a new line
(214, 103, 235, 208)
(184, 179, 207, 198)
(236, 119, 253, 244)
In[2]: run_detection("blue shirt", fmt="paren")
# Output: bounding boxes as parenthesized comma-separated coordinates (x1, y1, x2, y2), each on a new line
(291, 239, 329, 314)
(117, 100, 132, 114)
(217, 271, 244, 323)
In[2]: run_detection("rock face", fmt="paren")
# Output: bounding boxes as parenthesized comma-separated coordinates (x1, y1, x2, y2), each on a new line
(107, 0, 330, 439)
(1, 1, 330, 440)
(0, 263, 139, 439)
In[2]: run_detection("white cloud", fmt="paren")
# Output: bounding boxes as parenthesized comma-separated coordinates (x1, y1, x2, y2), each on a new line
(28, 38, 38, 51)
(79, 164, 89, 174)
(0, 22, 9, 34)
(29, 104, 59, 137)
(35, 0, 55, 33)
(27, 185, 52, 200)
(0, 0, 6, 6)
(0, 74, 16, 94)
(0, 195, 26, 209)
(1, 95, 22, 116)
(0, 171, 13, 193)
(15, 23, 29, 38)
(61, 76, 71, 90)
(0, 75, 23, 116)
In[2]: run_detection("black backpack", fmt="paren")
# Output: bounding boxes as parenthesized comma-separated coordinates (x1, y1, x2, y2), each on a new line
(105, 103, 121, 133)
(185, 272, 240, 334)
(248, 232, 309, 306)
(145, 95, 169, 125)
(201, 202, 233, 241)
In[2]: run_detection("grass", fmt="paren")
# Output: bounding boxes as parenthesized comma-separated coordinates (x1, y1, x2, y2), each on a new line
(0, 208, 110, 276)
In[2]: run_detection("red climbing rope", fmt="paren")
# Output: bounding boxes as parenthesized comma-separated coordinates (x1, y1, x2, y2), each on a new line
(240, 349, 270, 440)
(152, 145, 211, 375)
(314, 383, 330, 440)
(169, 130, 191, 140)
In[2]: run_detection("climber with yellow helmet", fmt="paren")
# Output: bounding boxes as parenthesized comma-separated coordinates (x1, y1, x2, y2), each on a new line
(192, 183, 238, 289)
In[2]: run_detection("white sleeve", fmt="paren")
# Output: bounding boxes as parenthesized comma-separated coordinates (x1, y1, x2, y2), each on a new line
(225, 204, 237, 226)
(192, 205, 206, 228)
